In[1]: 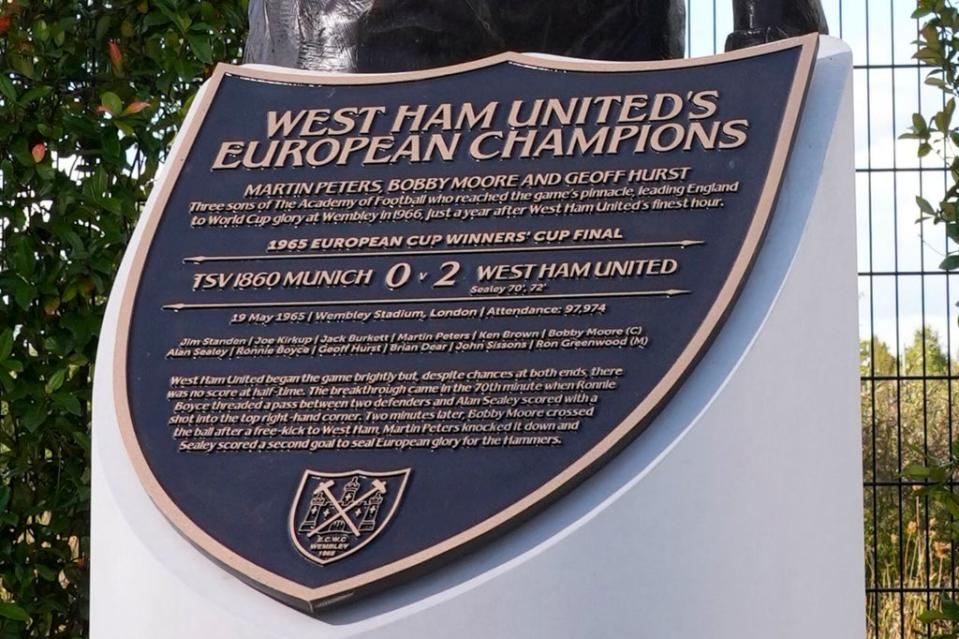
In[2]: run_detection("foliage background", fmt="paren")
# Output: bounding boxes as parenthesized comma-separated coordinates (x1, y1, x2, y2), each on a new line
(865, 329, 956, 637)
(0, 1, 246, 636)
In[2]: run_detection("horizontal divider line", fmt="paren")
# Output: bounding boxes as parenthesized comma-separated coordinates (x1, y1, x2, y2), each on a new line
(183, 240, 705, 264)
(163, 289, 691, 311)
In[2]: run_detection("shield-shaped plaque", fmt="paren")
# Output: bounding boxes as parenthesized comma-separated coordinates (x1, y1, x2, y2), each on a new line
(114, 35, 818, 610)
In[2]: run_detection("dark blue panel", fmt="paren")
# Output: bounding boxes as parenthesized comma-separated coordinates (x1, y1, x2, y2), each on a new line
(121, 43, 809, 607)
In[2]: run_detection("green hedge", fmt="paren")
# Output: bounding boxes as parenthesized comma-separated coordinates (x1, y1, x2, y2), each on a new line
(0, 1, 247, 636)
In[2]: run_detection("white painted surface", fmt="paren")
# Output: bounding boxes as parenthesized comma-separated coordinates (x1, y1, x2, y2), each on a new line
(91, 37, 862, 639)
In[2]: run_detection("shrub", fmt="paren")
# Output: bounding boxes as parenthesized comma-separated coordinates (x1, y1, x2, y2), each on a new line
(0, 1, 247, 636)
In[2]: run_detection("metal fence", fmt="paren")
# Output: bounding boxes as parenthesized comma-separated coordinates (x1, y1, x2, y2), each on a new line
(689, 1, 951, 637)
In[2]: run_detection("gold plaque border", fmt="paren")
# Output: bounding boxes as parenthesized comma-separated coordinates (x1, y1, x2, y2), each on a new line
(113, 34, 819, 611)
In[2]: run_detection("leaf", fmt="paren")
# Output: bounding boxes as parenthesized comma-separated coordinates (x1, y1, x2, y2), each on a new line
(941, 255, 959, 271)
(179, 91, 197, 119)
(43, 297, 60, 316)
(920, 608, 948, 623)
(101, 197, 123, 215)
(99, 91, 123, 116)
(944, 201, 959, 222)
(942, 495, 959, 519)
(36, 565, 57, 581)
(11, 279, 33, 311)
(20, 85, 53, 105)
(35, 162, 55, 181)
(109, 40, 124, 69)
(31, 142, 46, 163)
(101, 129, 122, 164)
(0, 370, 14, 394)
(11, 137, 33, 167)
(0, 74, 16, 101)
(942, 597, 959, 621)
(903, 463, 932, 478)
(142, 11, 169, 28)
(22, 406, 47, 433)
(95, 14, 111, 40)
(0, 602, 31, 623)
(0, 328, 13, 361)
(92, 166, 109, 197)
(113, 119, 135, 136)
(5, 359, 24, 373)
(72, 431, 91, 452)
(33, 18, 49, 41)
(123, 99, 151, 115)
(45, 368, 66, 393)
(62, 113, 97, 136)
(918, 196, 936, 218)
(186, 34, 213, 64)
(10, 53, 34, 79)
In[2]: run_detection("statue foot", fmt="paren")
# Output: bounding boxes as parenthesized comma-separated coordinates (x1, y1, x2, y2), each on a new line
(724, 26, 790, 51)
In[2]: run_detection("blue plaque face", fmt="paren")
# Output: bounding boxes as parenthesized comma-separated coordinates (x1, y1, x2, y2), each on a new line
(114, 36, 817, 610)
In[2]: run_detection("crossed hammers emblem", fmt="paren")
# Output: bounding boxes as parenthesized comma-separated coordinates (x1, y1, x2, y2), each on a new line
(307, 478, 388, 538)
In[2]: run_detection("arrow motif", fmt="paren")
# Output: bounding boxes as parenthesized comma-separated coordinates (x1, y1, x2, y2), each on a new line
(183, 239, 705, 264)
(162, 289, 691, 312)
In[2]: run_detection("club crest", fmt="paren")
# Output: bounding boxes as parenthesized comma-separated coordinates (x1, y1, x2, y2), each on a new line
(290, 469, 410, 565)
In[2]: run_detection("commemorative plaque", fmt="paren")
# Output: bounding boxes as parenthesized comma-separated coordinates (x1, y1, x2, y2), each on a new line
(114, 35, 817, 611)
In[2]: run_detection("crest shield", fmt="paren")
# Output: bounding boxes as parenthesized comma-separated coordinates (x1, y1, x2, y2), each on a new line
(113, 35, 818, 610)
(290, 469, 410, 565)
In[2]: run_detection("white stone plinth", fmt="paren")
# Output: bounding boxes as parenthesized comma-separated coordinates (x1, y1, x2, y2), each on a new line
(92, 36, 862, 639)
